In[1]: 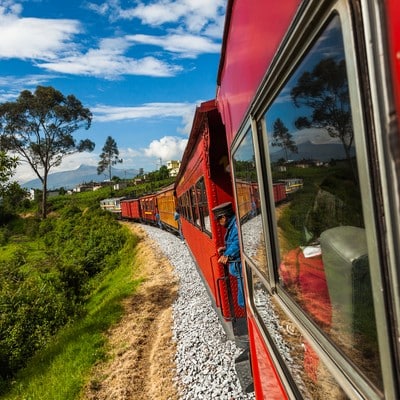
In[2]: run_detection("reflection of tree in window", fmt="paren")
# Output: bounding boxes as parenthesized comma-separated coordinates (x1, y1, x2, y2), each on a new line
(234, 159, 257, 182)
(271, 118, 298, 162)
(291, 57, 356, 182)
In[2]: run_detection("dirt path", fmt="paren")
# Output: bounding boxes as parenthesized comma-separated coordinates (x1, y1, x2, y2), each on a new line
(82, 223, 179, 400)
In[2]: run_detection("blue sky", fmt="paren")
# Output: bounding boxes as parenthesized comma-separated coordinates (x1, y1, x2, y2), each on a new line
(0, 0, 226, 183)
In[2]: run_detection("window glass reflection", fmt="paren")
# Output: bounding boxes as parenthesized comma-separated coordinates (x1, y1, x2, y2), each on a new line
(196, 178, 211, 234)
(264, 15, 382, 390)
(252, 271, 349, 399)
(233, 129, 268, 279)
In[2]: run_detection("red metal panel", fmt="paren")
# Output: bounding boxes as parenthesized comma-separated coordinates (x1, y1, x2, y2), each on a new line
(247, 313, 288, 399)
(182, 219, 219, 299)
(387, 0, 400, 131)
(140, 194, 157, 224)
(273, 183, 287, 203)
(120, 200, 131, 219)
(129, 199, 141, 220)
(217, 0, 301, 147)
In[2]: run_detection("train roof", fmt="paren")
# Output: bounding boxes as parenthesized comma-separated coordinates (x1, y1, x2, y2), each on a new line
(216, 0, 301, 145)
(174, 99, 217, 185)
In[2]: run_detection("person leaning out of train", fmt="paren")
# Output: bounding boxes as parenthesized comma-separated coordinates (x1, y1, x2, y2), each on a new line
(174, 207, 184, 242)
(212, 202, 245, 308)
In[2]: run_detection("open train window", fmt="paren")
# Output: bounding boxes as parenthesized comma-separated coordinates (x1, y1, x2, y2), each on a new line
(190, 186, 200, 228)
(180, 191, 191, 222)
(232, 128, 269, 280)
(195, 177, 211, 235)
(255, 10, 384, 397)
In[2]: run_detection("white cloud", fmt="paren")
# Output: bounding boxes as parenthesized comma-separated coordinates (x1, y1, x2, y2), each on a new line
(92, 102, 197, 127)
(127, 33, 220, 58)
(0, 3, 80, 59)
(0, 74, 54, 101)
(294, 128, 342, 145)
(37, 36, 182, 78)
(143, 135, 188, 161)
(39, 54, 180, 79)
(0, 1, 221, 79)
(86, 0, 226, 37)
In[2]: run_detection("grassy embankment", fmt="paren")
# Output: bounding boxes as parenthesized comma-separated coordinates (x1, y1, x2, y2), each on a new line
(0, 186, 147, 399)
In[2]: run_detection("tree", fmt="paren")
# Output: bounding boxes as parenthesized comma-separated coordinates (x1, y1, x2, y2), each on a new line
(0, 151, 18, 197)
(271, 118, 298, 162)
(0, 86, 94, 218)
(97, 136, 122, 185)
(290, 57, 355, 178)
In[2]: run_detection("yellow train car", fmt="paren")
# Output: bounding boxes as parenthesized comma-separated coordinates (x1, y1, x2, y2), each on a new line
(156, 184, 179, 231)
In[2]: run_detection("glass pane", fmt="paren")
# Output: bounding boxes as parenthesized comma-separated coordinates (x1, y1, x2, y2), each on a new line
(196, 178, 211, 234)
(232, 129, 268, 279)
(264, 15, 382, 390)
(252, 271, 350, 399)
(190, 186, 199, 227)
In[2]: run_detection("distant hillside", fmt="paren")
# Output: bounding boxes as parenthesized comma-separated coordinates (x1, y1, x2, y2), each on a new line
(21, 165, 139, 190)
(269, 140, 355, 163)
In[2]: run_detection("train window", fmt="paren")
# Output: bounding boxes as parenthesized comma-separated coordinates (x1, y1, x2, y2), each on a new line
(251, 270, 350, 399)
(232, 128, 268, 279)
(180, 192, 191, 222)
(190, 186, 200, 227)
(196, 178, 211, 235)
(262, 14, 383, 391)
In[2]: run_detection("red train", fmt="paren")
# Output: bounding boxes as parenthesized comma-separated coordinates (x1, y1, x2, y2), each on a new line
(112, 0, 400, 398)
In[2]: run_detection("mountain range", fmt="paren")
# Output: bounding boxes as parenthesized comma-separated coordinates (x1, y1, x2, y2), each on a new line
(21, 164, 139, 190)
(269, 140, 354, 163)
(20, 142, 352, 190)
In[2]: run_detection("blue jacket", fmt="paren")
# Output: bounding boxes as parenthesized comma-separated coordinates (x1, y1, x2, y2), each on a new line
(224, 216, 240, 261)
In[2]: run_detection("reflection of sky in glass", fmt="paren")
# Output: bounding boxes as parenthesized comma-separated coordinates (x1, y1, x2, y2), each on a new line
(234, 128, 255, 162)
(266, 16, 345, 150)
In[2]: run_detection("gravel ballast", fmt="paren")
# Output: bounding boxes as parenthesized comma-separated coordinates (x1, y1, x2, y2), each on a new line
(140, 224, 255, 400)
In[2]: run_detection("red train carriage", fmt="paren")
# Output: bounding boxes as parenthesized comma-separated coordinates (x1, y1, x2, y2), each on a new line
(120, 198, 141, 221)
(155, 184, 179, 232)
(139, 193, 158, 225)
(217, 0, 400, 399)
(174, 99, 246, 341)
(272, 183, 286, 204)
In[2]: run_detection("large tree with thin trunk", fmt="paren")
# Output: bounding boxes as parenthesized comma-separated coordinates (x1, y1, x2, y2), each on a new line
(97, 136, 122, 185)
(271, 118, 298, 162)
(0, 86, 94, 218)
(291, 57, 356, 180)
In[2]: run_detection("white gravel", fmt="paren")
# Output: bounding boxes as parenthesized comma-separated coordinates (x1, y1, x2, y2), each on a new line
(140, 224, 255, 400)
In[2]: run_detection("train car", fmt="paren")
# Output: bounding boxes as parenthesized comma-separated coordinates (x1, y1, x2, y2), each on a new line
(120, 198, 141, 221)
(217, 0, 400, 399)
(174, 99, 247, 343)
(139, 193, 158, 225)
(99, 197, 125, 216)
(155, 184, 179, 232)
(273, 182, 287, 204)
(278, 178, 304, 195)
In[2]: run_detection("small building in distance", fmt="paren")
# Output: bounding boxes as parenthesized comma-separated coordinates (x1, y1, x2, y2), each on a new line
(166, 160, 181, 177)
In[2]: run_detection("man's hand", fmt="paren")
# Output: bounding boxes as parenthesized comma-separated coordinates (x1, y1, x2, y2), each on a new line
(217, 246, 226, 255)
(218, 255, 229, 264)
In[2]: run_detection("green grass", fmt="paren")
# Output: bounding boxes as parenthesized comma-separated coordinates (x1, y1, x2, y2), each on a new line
(1, 229, 141, 400)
